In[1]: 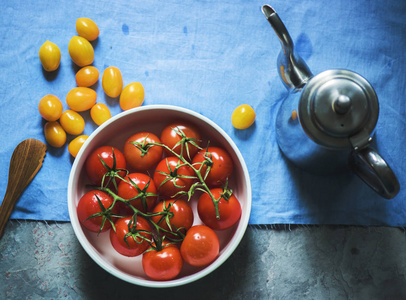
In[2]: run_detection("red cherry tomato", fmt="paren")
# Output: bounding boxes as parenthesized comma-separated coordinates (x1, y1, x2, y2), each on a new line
(153, 157, 195, 198)
(77, 190, 118, 233)
(110, 216, 152, 257)
(197, 188, 241, 230)
(85, 146, 127, 188)
(180, 225, 219, 267)
(117, 173, 158, 214)
(151, 199, 194, 239)
(142, 243, 183, 281)
(123, 132, 163, 171)
(160, 122, 202, 160)
(192, 147, 234, 187)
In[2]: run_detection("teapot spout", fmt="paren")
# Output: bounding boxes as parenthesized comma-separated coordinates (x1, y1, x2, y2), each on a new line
(262, 5, 313, 91)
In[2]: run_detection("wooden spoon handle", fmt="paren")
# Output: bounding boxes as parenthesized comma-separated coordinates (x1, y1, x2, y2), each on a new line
(0, 192, 20, 238)
(0, 139, 46, 238)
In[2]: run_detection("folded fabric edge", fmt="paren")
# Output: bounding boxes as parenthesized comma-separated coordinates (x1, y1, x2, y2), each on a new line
(6, 219, 406, 231)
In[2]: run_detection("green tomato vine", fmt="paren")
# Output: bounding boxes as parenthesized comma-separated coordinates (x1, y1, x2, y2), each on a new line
(85, 128, 232, 250)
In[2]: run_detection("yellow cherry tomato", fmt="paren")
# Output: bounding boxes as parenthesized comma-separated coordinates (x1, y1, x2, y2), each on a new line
(39, 41, 61, 72)
(66, 87, 97, 111)
(38, 95, 63, 121)
(76, 18, 99, 41)
(75, 66, 99, 87)
(102, 67, 123, 98)
(59, 110, 85, 135)
(90, 103, 111, 125)
(68, 36, 94, 67)
(291, 110, 298, 120)
(68, 135, 89, 157)
(119, 82, 145, 110)
(44, 121, 66, 148)
(231, 104, 256, 129)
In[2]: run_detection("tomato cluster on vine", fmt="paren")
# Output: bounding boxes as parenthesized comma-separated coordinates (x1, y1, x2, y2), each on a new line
(76, 122, 242, 280)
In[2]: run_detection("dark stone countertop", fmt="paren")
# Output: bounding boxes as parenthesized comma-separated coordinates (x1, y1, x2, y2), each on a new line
(1, 221, 406, 299)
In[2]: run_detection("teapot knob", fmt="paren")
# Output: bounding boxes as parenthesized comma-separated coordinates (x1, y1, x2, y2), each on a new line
(333, 95, 352, 114)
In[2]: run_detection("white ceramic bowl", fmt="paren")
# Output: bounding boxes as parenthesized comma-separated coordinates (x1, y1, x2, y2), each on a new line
(68, 105, 251, 288)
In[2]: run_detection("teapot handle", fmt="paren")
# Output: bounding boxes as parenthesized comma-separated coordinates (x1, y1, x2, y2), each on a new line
(349, 147, 400, 199)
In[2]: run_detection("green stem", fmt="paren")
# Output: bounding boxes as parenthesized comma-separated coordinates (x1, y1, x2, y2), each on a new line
(158, 143, 221, 219)
(90, 134, 222, 240)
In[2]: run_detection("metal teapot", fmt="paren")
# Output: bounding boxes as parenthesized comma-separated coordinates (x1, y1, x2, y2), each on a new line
(262, 5, 400, 199)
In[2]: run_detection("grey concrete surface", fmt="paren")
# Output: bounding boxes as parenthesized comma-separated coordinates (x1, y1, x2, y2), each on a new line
(1, 221, 406, 299)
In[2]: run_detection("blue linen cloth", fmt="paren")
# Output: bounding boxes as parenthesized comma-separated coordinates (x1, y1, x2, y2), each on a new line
(0, 0, 405, 225)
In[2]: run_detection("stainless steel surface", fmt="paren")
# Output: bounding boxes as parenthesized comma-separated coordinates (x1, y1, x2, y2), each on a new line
(262, 5, 313, 90)
(299, 70, 379, 149)
(265, 5, 399, 198)
(276, 91, 350, 174)
(350, 148, 400, 199)
(334, 95, 352, 115)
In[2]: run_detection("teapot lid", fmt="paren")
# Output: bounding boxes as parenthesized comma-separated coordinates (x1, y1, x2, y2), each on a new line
(299, 69, 379, 149)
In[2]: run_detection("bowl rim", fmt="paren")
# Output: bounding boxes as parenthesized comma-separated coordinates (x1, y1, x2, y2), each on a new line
(67, 104, 252, 288)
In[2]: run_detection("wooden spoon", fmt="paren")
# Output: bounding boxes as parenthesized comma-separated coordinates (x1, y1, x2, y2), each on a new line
(0, 139, 47, 238)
